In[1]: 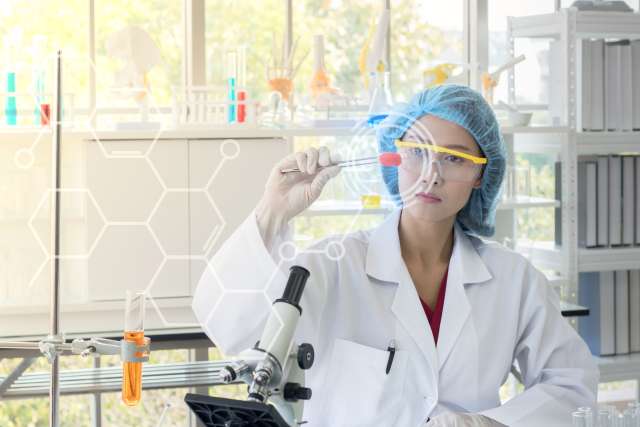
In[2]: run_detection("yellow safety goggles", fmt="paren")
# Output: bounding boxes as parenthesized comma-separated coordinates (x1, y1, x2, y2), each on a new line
(395, 140, 487, 165)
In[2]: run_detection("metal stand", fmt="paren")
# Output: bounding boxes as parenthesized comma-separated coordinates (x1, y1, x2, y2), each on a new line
(0, 51, 150, 427)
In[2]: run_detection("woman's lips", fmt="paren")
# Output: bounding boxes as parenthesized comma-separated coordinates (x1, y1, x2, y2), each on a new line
(416, 192, 442, 203)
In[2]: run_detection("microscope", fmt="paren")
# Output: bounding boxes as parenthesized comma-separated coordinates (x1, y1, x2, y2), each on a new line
(185, 265, 315, 427)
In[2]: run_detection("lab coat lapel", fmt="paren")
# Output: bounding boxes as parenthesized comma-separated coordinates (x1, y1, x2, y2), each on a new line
(391, 269, 440, 380)
(365, 209, 439, 383)
(436, 224, 492, 370)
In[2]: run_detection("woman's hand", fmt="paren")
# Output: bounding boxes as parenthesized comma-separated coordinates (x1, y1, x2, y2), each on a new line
(256, 146, 341, 248)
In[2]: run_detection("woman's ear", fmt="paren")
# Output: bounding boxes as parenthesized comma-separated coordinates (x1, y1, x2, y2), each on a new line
(472, 168, 484, 189)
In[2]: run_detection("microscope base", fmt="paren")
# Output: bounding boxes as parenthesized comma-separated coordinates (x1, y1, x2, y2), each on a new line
(185, 393, 290, 427)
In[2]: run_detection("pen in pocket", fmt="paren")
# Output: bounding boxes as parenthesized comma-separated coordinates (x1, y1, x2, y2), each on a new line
(385, 339, 395, 374)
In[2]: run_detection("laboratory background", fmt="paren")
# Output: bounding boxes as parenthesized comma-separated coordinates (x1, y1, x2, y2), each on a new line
(1, 0, 640, 426)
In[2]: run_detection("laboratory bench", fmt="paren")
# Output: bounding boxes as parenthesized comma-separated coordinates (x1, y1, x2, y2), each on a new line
(0, 298, 590, 400)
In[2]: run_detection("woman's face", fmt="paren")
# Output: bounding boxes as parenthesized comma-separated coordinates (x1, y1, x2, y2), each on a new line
(397, 114, 483, 224)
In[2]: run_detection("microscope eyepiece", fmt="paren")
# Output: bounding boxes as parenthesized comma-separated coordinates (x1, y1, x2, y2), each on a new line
(280, 266, 310, 307)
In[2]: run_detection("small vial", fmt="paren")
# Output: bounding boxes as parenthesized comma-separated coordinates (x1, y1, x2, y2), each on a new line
(578, 407, 594, 427)
(573, 411, 587, 427)
(597, 409, 612, 427)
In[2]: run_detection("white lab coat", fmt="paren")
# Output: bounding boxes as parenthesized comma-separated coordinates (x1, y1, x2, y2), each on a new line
(192, 208, 598, 427)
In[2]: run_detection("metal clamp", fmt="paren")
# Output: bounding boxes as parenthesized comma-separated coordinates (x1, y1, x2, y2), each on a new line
(38, 335, 66, 363)
(120, 337, 150, 363)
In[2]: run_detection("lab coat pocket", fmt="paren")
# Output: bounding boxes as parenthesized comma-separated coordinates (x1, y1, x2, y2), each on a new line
(321, 338, 408, 427)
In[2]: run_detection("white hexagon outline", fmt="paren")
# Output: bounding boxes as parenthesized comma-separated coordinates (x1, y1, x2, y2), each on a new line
(27, 188, 108, 259)
(86, 222, 166, 297)
(84, 49, 168, 161)
(202, 215, 366, 356)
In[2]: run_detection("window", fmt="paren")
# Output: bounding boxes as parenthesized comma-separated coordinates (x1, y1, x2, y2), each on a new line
(0, 0, 89, 126)
(489, 0, 556, 106)
(205, 0, 285, 101)
(95, 0, 182, 126)
(390, 0, 465, 101)
(291, 0, 465, 106)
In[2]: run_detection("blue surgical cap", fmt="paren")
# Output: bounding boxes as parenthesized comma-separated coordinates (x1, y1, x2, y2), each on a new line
(376, 84, 506, 237)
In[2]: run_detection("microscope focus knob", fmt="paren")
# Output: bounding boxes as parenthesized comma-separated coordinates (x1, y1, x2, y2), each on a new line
(297, 343, 314, 370)
(283, 382, 313, 401)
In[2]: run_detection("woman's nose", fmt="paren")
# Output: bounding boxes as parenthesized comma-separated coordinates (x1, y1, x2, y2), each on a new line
(422, 161, 443, 186)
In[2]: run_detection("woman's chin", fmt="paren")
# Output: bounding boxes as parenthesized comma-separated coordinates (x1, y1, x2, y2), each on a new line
(403, 198, 453, 222)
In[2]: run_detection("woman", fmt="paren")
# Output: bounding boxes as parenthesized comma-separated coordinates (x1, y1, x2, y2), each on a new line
(193, 85, 598, 427)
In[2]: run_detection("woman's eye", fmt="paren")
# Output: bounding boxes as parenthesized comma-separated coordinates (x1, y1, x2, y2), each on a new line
(444, 155, 465, 164)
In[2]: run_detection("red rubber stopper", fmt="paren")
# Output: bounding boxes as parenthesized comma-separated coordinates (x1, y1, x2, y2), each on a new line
(379, 152, 402, 167)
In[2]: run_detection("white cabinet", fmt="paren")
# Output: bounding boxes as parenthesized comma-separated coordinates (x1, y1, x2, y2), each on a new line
(0, 134, 290, 335)
(188, 138, 291, 293)
(86, 138, 290, 302)
(86, 140, 190, 301)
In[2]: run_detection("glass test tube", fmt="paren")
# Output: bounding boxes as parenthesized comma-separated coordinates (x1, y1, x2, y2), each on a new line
(573, 411, 587, 427)
(122, 291, 146, 406)
(578, 407, 594, 427)
(598, 409, 612, 427)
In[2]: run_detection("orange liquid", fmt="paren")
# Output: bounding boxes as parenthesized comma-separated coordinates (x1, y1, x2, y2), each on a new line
(122, 331, 144, 406)
(310, 69, 337, 98)
(267, 78, 293, 101)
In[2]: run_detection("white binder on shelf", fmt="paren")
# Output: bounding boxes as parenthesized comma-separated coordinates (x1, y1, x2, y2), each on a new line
(578, 159, 598, 247)
(586, 162, 598, 248)
(622, 156, 635, 246)
(605, 42, 621, 131)
(578, 271, 616, 356)
(591, 39, 606, 131)
(632, 40, 640, 131)
(630, 270, 640, 353)
(578, 39, 592, 131)
(597, 156, 609, 246)
(637, 157, 640, 245)
(615, 270, 630, 355)
(609, 155, 622, 246)
(549, 40, 566, 126)
(620, 41, 633, 132)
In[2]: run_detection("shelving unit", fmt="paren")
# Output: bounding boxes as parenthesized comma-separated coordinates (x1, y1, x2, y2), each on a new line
(508, 8, 640, 380)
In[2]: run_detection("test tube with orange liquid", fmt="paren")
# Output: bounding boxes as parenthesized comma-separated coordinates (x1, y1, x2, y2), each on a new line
(122, 291, 146, 406)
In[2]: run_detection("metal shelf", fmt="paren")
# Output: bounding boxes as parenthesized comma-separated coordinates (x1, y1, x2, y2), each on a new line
(516, 243, 640, 273)
(578, 247, 640, 272)
(501, 125, 571, 134)
(498, 196, 560, 210)
(576, 131, 640, 155)
(516, 240, 563, 271)
(510, 10, 640, 39)
(511, 131, 640, 155)
(597, 353, 640, 383)
(302, 196, 560, 217)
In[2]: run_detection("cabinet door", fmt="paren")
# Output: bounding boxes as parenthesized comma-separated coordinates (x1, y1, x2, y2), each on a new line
(87, 140, 190, 301)
(188, 138, 290, 293)
(0, 135, 92, 336)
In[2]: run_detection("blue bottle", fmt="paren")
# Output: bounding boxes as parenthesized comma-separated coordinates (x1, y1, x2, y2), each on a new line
(5, 72, 17, 125)
(228, 76, 236, 123)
